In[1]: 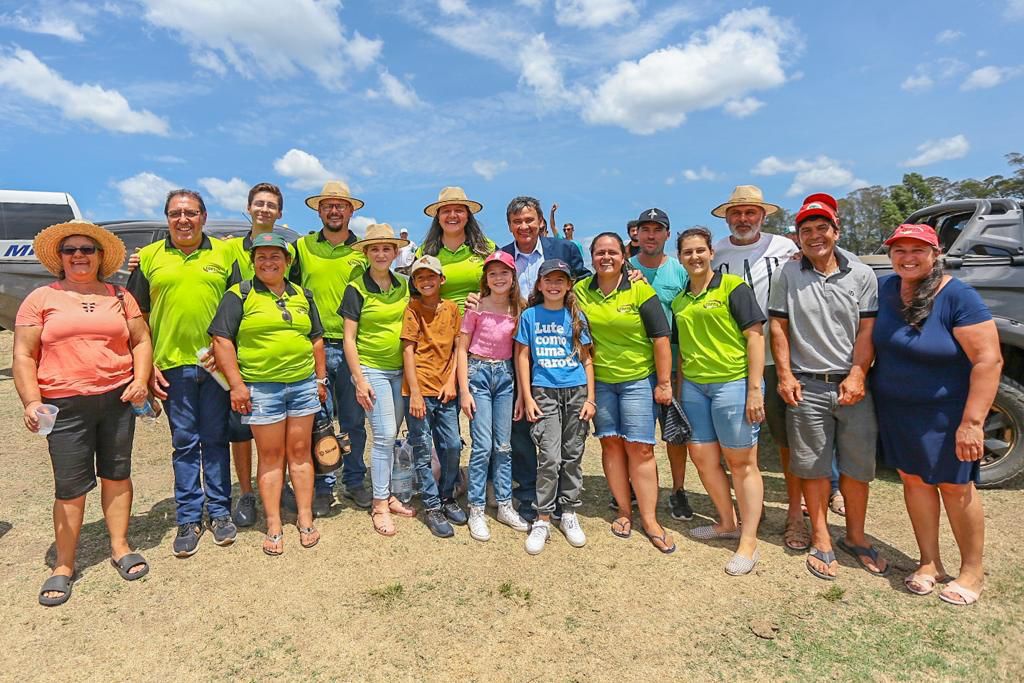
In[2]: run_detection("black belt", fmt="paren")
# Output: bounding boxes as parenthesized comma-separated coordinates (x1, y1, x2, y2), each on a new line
(323, 338, 344, 345)
(796, 372, 848, 384)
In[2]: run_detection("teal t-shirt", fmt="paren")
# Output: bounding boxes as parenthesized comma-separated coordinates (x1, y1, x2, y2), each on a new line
(629, 255, 689, 324)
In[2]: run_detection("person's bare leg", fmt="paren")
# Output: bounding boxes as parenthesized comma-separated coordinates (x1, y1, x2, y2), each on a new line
(839, 474, 887, 573)
(780, 446, 804, 523)
(938, 481, 985, 597)
(285, 415, 316, 531)
(723, 445, 763, 558)
(231, 440, 254, 495)
(803, 477, 835, 576)
(667, 443, 687, 492)
(601, 437, 632, 523)
(252, 422, 287, 539)
(898, 470, 945, 581)
(687, 442, 737, 531)
(100, 478, 138, 572)
(625, 441, 671, 547)
(46, 495, 86, 598)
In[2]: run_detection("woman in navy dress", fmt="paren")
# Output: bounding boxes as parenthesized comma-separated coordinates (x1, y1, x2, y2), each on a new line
(871, 224, 1001, 606)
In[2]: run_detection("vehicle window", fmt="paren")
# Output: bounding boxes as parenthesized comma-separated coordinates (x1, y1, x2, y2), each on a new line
(969, 244, 1014, 257)
(935, 212, 972, 254)
(115, 230, 160, 258)
(0, 202, 75, 239)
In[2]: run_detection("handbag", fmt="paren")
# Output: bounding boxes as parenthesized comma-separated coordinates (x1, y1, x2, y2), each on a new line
(660, 398, 692, 445)
(311, 406, 349, 475)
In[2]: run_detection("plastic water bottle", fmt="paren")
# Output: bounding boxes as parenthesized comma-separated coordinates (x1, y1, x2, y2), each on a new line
(132, 397, 160, 421)
(391, 438, 415, 503)
(196, 346, 231, 390)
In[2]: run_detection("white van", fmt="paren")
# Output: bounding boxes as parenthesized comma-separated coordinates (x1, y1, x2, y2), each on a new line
(0, 190, 83, 260)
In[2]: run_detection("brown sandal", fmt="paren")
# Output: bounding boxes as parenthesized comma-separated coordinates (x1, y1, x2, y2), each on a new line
(388, 496, 416, 517)
(371, 509, 396, 536)
(297, 525, 320, 549)
(783, 517, 811, 551)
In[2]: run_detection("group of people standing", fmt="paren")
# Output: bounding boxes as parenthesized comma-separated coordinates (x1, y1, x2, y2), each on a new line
(14, 180, 997, 610)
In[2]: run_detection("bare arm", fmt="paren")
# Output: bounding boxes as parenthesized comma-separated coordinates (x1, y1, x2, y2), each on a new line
(403, 341, 426, 419)
(769, 317, 802, 406)
(120, 316, 153, 405)
(457, 332, 476, 419)
(212, 335, 250, 414)
(743, 325, 766, 423)
(579, 345, 596, 421)
(343, 318, 374, 411)
(515, 342, 541, 421)
(13, 326, 44, 432)
(549, 203, 559, 237)
(838, 318, 875, 406)
(953, 319, 1003, 461)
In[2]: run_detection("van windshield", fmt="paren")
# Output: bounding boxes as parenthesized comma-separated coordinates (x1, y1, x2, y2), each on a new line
(1, 202, 76, 239)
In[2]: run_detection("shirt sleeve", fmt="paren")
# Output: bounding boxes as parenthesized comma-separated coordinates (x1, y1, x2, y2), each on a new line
(767, 265, 789, 319)
(858, 268, 879, 318)
(288, 247, 302, 284)
(339, 284, 364, 321)
(578, 311, 592, 346)
(207, 290, 244, 340)
(513, 309, 531, 346)
(400, 304, 422, 342)
(125, 266, 151, 313)
(460, 308, 478, 336)
(14, 286, 47, 326)
(305, 288, 324, 339)
(120, 288, 143, 320)
(952, 282, 993, 327)
(638, 291, 670, 338)
(728, 282, 767, 331)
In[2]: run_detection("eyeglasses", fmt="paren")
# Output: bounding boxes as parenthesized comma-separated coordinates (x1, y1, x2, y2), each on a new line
(251, 200, 279, 210)
(275, 298, 292, 324)
(167, 209, 203, 219)
(59, 245, 102, 256)
(319, 203, 348, 213)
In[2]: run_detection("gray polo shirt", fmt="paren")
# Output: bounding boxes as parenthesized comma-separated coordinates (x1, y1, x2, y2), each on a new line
(767, 250, 877, 374)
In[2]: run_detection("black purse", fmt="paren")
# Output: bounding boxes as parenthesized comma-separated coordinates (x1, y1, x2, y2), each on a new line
(660, 398, 692, 445)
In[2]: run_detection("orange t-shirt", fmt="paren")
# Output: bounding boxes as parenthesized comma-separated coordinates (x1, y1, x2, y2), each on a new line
(399, 298, 461, 397)
(15, 283, 143, 399)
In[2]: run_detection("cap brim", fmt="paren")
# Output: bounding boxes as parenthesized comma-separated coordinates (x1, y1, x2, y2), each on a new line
(33, 222, 126, 279)
(423, 199, 483, 217)
(795, 208, 837, 225)
(711, 201, 780, 218)
(883, 234, 938, 248)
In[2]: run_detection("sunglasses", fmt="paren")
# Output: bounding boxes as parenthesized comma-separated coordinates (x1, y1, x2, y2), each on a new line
(275, 298, 292, 324)
(59, 245, 102, 256)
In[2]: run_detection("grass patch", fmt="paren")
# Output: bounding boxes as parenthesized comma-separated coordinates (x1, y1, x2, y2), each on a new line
(367, 582, 405, 608)
(498, 580, 532, 606)
(818, 585, 845, 603)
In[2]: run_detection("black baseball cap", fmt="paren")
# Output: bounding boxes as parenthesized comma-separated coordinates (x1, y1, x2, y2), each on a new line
(538, 258, 572, 278)
(637, 208, 670, 230)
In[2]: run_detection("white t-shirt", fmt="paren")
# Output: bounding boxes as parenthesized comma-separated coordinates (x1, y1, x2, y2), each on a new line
(396, 240, 418, 268)
(712, 233, 799, 365)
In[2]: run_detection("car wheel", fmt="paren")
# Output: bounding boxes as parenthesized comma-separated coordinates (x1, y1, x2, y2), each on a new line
(980, 376, 1024, 488)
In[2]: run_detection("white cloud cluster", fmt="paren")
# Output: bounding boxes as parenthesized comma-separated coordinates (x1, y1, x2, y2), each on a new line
(900, 58, 966, 94)
(0, 9, 85, 41)
(752, 155, 867, 196)
(0, 48, 170, 135)
(114, 172, 178, 216)
(1007, 0, 1024, 20)
(723, 96, 764, 118)
(349, 215, 377, 238)
(582, 8, 796, 134)
(273, 148, 342, 190)
(901, 74, 934, 92)
(198, 177, 250, 213)
(438, 0, 470, 15)
(902, 134, 970, 167)
(960, 65, 1024, 90)
(472, 159, 509, 181)
(518, 33, 575, 107)
(683, 166, 720, 182)
(936, 29, 962, 43)
(366, 70, 422, 109)
(555, 0, 637, 29)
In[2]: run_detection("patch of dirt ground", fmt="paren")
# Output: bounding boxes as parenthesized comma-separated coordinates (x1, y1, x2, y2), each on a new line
(1, 330, 1022, 681)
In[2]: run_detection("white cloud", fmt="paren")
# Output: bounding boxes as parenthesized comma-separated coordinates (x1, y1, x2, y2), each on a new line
(723, 96, 764, 118)
(150, 155, 187, 164)
(682, 166, 720, 182)
(345, 31, 383, 70)
(936, 29, 962, 43)
(0, 10, 85, 41)
(901, 74, 933, 92)
(902, 134, 970, 167)
(273, 148, 341, 190)
(582, 8, 796, 134)
(960, 65, 1023, 90)
(438, 0, 470, 15)
(518, 33, 575, 106)
(752, 155, 867, 196)
(555, 0, 637, 29)
(349, 215, 376, 238)
(190, 50, 228, 76)
(664, 176, 676, 186)
(516, 0, 544, 9)
(114, 172, 178, 216)
(366, 70, 423, 109)
(1007, 0, 1024, 20)
(198, 177, 250, 213)
(0, 48, 170, 135)
(472, 159, 508, 180)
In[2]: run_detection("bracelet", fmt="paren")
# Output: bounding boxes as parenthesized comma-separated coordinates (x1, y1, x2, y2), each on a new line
(585, 400, 597, 407)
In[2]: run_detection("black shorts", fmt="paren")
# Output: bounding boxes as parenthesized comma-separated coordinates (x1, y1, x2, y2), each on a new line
(762, 365, 788, 449)
(228, 410, 252, 443)
(47, 386, 135, 500)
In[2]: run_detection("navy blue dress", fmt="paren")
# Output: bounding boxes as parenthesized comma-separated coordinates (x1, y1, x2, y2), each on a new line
(871, 275, 991, 484)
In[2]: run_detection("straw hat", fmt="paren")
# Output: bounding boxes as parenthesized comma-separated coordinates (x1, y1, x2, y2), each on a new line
(423, 186, 483, 217)
(352, 223, 410, 253)
(33, 220, 126, 279)
(711, 185, 780, 218)
(305, 180, 365, 211)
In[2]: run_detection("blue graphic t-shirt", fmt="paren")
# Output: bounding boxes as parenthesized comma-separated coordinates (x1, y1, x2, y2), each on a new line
(515, 306, 592, 389)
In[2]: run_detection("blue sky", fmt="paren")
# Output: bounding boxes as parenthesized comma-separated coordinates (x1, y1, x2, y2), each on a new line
(1, 0, 1022, 245)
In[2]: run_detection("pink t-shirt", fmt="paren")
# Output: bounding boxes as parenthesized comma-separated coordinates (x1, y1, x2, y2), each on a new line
(15, 283, 142, 398)
(460, 309, 517, 360)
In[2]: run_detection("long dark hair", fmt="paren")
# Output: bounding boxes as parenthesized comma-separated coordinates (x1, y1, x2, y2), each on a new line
(526, 272, 588, 362)
(420, 211, 492, 258)
(902, 251, 943, 329)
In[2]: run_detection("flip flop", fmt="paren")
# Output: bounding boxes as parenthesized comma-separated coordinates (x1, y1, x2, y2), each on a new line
(904, 572, 950, 596)
(38, 574, 74, 607)
(610, 517, 632, 539)
(110, 552, 149, 581)
(388, 496, 417, 518)
(806, 546, 837, 581)
(784, 517, 811, 551)
(297, 525, 320, 549)
(939, 580, 981, 606)
(837, 537, 890, 576)
(262, 532, 284, 556)
(371, 510, 397, 537)
(644, 528, 677, 554)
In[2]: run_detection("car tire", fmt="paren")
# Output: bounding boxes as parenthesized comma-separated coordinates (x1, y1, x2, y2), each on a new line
(980, 376, 1024, 488)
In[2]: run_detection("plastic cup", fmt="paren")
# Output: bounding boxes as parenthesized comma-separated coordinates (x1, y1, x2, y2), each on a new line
(35, 404, 59, 436)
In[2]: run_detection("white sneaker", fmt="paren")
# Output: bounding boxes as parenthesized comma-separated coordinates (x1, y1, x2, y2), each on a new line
(525, 520, 550, 555)
(559, 511, 586, 547)
(496, 501, 529, 532)
(468, 505, 490, 542)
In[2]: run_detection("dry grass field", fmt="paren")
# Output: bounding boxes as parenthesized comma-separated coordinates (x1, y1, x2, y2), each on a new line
(1, 330, 1022, 681)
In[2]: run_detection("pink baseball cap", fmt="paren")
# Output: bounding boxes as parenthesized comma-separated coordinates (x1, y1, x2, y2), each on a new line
(484, 250, 516, 272)
(883, 224, 939, 248)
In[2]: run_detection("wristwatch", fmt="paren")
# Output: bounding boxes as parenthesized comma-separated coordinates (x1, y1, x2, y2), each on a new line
(316, 377, 330, 386)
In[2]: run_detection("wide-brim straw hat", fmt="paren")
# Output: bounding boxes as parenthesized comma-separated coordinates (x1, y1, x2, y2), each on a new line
(352, 223, 410, 253)
(34, 220, 126, 279)
(711, 185, 781, 218)
(423, 186, 483, 217)
(305, 180, 365, 211)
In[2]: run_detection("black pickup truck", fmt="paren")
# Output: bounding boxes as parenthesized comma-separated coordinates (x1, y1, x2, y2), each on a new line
(862, 198, 1024, 487)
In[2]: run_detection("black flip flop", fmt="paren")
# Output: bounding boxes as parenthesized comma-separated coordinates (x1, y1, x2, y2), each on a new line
(110, 553, 149, 581)
(806, 546, 837, 581)
(610, 517, 632, 539)
(837, 538, 890, 576)
(39, 574, 74, 607)
(644, 529, 677, 554)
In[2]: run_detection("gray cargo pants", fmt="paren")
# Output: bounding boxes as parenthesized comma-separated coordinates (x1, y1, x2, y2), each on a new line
(530, 385, 589, 515)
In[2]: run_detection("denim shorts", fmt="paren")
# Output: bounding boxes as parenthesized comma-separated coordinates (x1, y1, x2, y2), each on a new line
(593, 375, 657, 445)
(243, 375, 321, 425)
(681, 378, 761, 449)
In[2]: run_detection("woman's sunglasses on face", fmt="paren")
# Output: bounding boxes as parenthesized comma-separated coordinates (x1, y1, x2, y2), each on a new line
(59, 246, 103, 256)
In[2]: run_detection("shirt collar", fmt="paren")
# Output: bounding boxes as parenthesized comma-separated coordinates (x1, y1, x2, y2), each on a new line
(316, 228, 358, 245)
(514, 238, 544, 260)
(587, 272, 631, 292)
(361, 269, 401, 294)
(164, 233, 213, 251)
(252, 278, 298, 296)
(799, 249, 850, 274)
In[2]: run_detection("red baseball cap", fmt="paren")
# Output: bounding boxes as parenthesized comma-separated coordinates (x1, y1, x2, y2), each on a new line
(795, 198, 838, 226)
(484, 250, 516, 272)
(883, 224, 939, 248)
(801, 192, 838, 212)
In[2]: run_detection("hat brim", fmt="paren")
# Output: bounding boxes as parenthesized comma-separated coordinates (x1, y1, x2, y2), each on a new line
(711, 200, 780, 219)
(33, 222, 126, 279)
(423, 199, 483, 217)
(883, 234, 938, 248)
(352, 237, 410, 253)
(305, 194, 365, 212)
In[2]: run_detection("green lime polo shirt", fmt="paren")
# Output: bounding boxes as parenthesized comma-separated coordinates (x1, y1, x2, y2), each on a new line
(207, 280, 324, 383)
(416, 238, 496, 310)
(126, 234, 233, 370)
(291, 229, 366, 341)
(573, 274, 670, 384)
(225, 230, 297, 283)
(340, 271, 410, 371)
(671, 272, 766, 384)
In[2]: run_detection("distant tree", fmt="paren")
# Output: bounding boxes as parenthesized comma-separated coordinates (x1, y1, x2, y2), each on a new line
(762, 207, 795, 236)
(838, 185, 887, 254)
(1000, 152, 1024, 198)
(881, 173, 936, 231)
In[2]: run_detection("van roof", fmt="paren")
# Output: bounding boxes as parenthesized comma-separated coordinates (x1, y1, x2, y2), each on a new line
(0, 190, 76, 204)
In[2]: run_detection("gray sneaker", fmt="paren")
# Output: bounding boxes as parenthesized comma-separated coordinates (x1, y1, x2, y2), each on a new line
(343, 484, 373, 509)
(232, 492, 257, 527)
(210, 516, 237, 546)
(172, 522, 203, 557)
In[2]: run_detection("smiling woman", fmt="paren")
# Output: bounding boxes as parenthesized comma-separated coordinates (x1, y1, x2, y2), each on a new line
(417, 187, 495, 310)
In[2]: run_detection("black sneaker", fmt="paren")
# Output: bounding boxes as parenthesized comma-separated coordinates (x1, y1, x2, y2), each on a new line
(312, 492, 334, 518)
(232, 492, 257, 528)
(173, 522, 203, 557)
(669, 489, 694, 521)
(608, 490, 639, 511)
(343, 484, 373, 509)
(425, 508, 455, 538)
(210, 516, 237, 546)
(442, 500, 468, 526)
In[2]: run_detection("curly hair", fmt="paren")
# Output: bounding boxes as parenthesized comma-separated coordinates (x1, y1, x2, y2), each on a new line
(525, 273, 588, 363)
(420, 212, 492, 258)
(902, 250, 944, 329)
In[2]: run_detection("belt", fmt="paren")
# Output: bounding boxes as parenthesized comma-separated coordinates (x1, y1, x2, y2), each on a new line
(796, 372, 848, 384)
(469, 354, 509, 363)
(323, 338, 344, 345)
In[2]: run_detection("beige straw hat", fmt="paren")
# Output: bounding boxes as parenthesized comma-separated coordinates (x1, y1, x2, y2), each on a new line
(352, 223, 410, 253)
(33, 220, 126, 279)
(711, 185, 781, 218)
(422, 186, 483, 217)
(305, 180, 365, 211)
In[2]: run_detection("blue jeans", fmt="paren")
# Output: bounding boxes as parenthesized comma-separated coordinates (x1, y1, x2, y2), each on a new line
(163, 365, 231, 525)
(467, 358, 514, 507)
(593, 375, 657, 444)
(510, 366, 537, 511)
(405, 395, 462, 510)
(681, 378, 761, 449)
(362, 366, 403, 500)
(320, 342, 367, 494)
